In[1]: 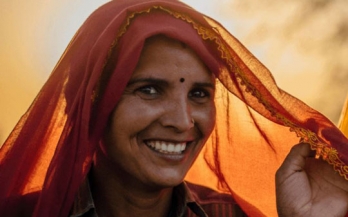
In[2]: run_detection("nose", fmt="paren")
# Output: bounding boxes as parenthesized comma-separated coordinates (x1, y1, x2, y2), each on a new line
(159, 98, 194, 132)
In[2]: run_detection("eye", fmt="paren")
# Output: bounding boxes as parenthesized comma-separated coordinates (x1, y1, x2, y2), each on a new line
(138, 86, 158, 95)
(189, 88, 212, 103)
(190, 90, 208, 98)
(135, 85, 160, 99)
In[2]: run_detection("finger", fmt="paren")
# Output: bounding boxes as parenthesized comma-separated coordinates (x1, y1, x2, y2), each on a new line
(276, 143, 314, 216)
(276, 143, 313, 181)
(306, 157, 348, 192)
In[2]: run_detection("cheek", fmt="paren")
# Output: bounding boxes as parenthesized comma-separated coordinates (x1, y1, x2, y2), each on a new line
(198, 103, 216, 137)
(108, 99, 165, 138)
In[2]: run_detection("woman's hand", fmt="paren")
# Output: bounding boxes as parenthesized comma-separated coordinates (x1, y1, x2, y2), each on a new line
(276, 143, 348, 217)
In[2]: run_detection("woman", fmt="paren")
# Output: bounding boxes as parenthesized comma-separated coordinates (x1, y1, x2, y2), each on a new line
(1, 0, 348, 216)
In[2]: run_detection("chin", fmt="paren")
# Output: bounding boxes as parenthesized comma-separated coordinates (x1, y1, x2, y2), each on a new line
(147, 170, 187, 189)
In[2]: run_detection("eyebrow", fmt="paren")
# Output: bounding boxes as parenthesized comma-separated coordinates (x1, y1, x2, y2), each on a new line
(127, 77, 215, 90)
(192, 82, 215, 90)
(127, 77, 169, 86)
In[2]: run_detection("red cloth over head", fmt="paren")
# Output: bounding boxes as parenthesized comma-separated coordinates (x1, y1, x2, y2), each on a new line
(1, 0, 348, 216)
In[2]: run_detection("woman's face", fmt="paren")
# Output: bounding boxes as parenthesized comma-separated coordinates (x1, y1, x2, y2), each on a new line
(102, 36, 216, 188)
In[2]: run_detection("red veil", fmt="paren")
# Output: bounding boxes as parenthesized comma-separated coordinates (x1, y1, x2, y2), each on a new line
(1, 0, 348, 216)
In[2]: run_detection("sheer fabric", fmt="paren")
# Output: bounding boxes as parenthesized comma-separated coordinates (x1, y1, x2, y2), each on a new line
(1, 0, 348, 217)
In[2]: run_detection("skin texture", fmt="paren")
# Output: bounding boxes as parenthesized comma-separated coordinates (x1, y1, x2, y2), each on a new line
(276, 143, 348, 217)
(91, 35, 216, 217)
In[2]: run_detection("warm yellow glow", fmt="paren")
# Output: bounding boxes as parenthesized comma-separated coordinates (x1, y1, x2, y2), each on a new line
(339, 95, 348, 137)
(1, 0, 347, 145)
(0, 0, 109, 144)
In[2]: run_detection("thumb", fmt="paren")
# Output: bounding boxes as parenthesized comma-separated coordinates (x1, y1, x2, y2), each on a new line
(276, 143, 314, 182)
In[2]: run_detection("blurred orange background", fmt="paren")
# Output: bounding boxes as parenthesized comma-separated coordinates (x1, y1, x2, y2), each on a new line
(1, 0, 347, 144)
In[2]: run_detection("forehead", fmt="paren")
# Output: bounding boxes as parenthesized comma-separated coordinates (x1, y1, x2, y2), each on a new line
(132, 35, 214, 82)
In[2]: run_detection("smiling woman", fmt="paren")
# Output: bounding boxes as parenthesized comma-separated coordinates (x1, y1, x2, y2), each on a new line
(1, 0, 348, 217)
(97, 36, 216, 187)
(92, 36, 217, 216)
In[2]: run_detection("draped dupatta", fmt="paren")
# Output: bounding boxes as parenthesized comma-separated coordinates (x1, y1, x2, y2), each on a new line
(1, 1, 348, 216)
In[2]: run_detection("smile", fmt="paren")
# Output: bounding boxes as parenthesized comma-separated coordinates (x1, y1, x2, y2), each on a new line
(145, 140, 186, 154)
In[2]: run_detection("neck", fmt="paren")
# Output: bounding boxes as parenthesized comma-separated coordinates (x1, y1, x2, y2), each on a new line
(91, 151, 174, 217)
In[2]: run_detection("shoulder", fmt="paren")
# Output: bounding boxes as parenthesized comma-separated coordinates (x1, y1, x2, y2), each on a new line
(185, 181, 236, 205)
(1, 191, 39, 217)
(185, 182, 247, 217)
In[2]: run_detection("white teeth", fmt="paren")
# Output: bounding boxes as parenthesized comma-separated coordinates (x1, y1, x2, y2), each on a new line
(161, 143, 167, 151)
(174, 144, 181, 152)
(155, 141, 161, 150)
(167, 144, 174, 152)
(146, 141, 187, 154)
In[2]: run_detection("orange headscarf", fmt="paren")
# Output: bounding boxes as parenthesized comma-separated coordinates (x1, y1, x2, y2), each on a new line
(1, 1, 347, 217)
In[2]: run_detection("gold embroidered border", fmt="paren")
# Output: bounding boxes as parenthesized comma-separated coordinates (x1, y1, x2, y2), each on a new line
(97, 5, 348, 179)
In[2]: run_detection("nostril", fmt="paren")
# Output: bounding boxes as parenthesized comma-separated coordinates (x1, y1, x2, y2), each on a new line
(159, 115, 194, 132)
(159, 101, 193, 131)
